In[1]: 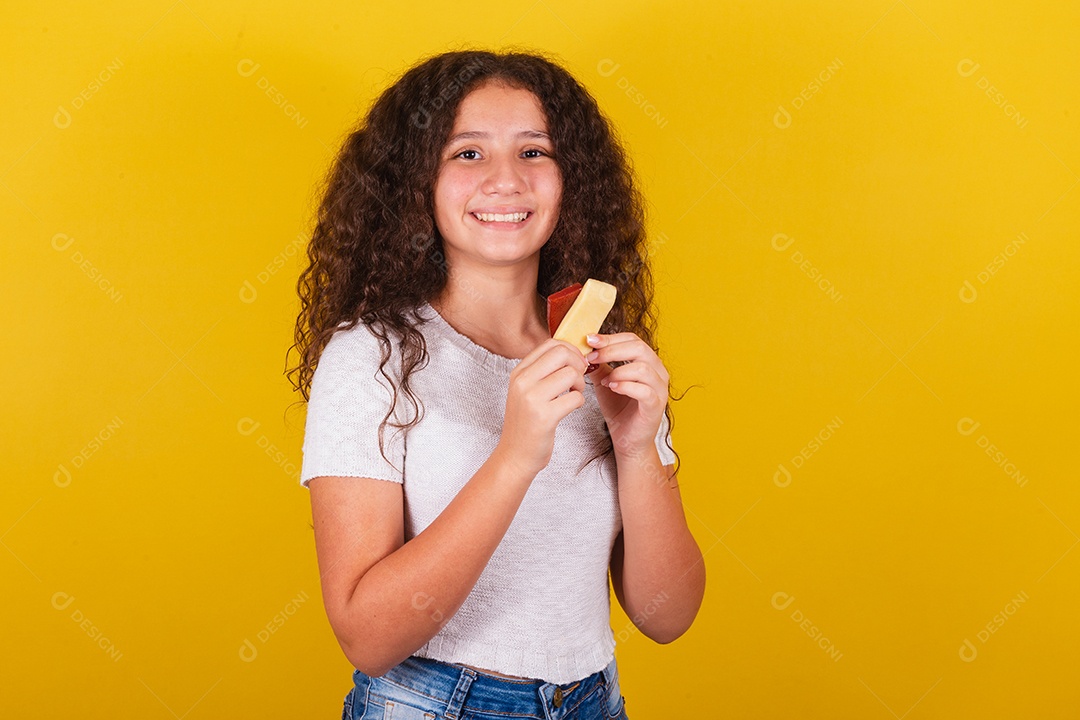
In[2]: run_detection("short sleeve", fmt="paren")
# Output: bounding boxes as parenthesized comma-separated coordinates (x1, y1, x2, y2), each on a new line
(299, 323, 406, 488)
(654, 410, 676, 466)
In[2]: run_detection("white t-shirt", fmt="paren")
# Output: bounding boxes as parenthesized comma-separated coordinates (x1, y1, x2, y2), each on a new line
(300, 301, 676, 684)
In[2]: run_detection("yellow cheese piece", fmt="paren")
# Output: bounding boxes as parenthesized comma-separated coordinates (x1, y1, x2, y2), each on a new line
(553, 278, 618, 354)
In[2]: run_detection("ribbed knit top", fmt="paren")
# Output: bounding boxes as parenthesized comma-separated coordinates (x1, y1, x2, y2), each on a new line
(300, 301, 675, 684)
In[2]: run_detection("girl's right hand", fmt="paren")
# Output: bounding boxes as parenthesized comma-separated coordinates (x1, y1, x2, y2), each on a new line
(497, 338, 589, 478)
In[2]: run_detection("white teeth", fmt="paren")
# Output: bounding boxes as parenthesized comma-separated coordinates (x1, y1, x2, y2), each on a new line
(473, 212, 529, 223)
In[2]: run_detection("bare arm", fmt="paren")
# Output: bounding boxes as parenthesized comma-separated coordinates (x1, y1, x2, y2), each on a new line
(581, 330, 705, 643)
(309, 445, 536, 677)
(609, 448, 705, 644)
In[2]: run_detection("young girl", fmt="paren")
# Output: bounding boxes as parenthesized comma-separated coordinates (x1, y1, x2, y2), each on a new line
(289, 49, 705, 720)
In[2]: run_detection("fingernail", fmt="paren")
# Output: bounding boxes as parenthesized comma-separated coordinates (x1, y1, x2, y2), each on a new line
(586, 334, 600, 345)
(586, 351, 599, 361)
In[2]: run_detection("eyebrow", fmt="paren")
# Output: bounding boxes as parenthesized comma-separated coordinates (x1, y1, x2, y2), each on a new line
(446, 130, 551, 144)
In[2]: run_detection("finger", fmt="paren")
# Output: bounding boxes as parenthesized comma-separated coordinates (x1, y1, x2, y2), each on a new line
(587, 341, 656, 369)
(588, 332, 641, 348)
(518, 339, 588, 380)
(554, 388, 586, 415)
(601, 362, 666, 399)
(519, 337, 585, 367)
(572, 371, 586, 394)
(600, 378, 667, 417)
(554, 339, 592, 368)
(537, 364, 588, 401)
(599, 377, 653, 403)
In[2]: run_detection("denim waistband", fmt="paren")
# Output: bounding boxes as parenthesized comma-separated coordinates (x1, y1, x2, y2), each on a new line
(375, 653, 618, 717)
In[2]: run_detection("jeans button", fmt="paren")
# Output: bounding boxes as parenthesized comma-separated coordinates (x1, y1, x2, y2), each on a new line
(553, 686, 563, 707)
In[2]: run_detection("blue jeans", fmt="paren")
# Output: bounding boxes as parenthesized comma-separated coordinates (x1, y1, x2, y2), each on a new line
(342, 653, 629, 720)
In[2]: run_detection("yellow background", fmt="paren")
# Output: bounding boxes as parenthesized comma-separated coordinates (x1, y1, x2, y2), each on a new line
(4, 1, 1078, 717)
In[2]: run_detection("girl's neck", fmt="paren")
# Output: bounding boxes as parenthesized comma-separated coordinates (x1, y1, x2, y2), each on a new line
(430, 289, 549, 359)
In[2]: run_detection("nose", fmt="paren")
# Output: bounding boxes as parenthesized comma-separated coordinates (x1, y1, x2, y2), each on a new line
(481, 151, 525, 194)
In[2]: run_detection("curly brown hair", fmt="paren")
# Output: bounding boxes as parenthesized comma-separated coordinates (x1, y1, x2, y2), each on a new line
(286, 47, 683, 479)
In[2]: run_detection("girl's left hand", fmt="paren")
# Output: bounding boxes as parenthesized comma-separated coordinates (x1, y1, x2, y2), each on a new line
(585, 332, 669, 455)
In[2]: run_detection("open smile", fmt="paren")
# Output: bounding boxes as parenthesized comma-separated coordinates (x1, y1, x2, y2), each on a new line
(469, 211, 533, 228)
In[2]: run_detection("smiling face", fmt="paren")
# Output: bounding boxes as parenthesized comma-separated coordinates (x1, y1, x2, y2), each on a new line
(433, 80, 562, 271)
